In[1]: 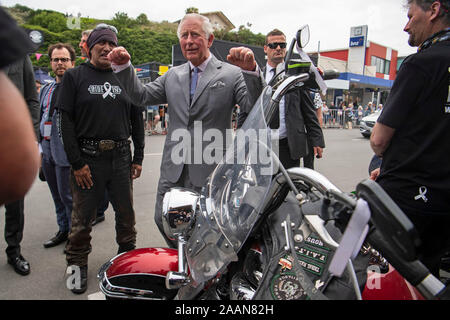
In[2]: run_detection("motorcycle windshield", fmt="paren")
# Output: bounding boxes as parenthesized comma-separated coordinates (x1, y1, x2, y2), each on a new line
(185, 87, 274, 284)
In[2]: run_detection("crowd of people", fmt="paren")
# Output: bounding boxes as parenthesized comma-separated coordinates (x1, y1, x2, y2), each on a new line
(1, 0, 449, 298)
(320, 100, 384, 129)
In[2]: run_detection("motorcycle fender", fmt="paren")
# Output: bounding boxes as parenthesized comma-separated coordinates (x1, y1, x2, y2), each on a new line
(362, 265, 425, 300)
(99, 248, 179, 300)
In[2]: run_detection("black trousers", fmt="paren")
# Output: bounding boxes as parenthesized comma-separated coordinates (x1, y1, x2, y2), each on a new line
(403, 209, 450, 277)
(278, 138, 300, 170)
(4, 199, 24, 259)
(66, 146, 136, 267)
(302, 141, 315, 170)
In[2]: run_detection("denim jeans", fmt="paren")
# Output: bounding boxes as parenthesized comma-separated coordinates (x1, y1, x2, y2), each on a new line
(41, 155, 72, 233)
(65, 145, 136, 267)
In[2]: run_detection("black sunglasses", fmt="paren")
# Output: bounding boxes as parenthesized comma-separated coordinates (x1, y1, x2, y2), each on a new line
(267, 42, 287, 49)
(94, 23, 118, 35)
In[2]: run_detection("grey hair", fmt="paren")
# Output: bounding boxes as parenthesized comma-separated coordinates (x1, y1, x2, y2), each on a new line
(406, 0, 450, 23)
(177, 13, 214, 39)
(82, 29, 92, 37)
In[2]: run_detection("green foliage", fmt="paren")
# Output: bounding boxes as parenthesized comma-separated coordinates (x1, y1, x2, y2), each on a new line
(112, 12, 136, 30)
(28, 10, 68, 33)
(136, 13, 150, 25)
(4, 6, 265, 69)
(185, 7, 199, 14)
(215, 25, 266, 46)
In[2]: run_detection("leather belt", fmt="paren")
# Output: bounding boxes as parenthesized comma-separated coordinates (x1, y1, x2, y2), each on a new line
(79, 139, 130, 152)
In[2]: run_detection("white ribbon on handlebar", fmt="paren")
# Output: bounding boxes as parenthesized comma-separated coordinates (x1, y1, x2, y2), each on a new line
(328, 199, 371, 278)
(296, 45, 327, 96)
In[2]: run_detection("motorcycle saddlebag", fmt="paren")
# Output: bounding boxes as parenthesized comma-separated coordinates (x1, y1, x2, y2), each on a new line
(252, 192, 369, 300)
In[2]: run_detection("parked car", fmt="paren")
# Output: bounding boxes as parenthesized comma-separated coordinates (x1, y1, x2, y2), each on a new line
(359, 110, 381, 138)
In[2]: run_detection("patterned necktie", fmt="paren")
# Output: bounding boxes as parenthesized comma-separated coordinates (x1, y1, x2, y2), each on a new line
(190, 67, 200, 102)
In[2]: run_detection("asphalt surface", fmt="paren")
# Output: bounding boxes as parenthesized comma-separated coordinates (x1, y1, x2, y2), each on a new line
(0, 128, 375, 300)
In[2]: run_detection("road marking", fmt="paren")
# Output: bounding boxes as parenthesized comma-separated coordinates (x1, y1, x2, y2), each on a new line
(88, 291, 106, 300)
(145, 153, 163, 156)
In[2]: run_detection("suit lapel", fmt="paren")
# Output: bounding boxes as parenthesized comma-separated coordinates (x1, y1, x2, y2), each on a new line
(191, 56, 221, 107)
(177, 63, 191, 107)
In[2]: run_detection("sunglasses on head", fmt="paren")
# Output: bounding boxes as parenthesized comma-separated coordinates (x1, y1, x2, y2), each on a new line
(267, 42, 287, 49)
(94, 23, 118, 35)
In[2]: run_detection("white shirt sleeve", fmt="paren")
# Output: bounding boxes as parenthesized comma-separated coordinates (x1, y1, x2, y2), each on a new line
(111, 61, 132, 73)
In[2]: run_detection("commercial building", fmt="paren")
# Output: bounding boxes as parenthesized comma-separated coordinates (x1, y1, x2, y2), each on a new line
(314, 25, 401, 107)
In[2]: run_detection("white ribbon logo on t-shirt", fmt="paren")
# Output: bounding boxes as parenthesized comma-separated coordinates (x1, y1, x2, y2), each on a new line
(414, 186, 429, 203)
(88, 82, 122, 99)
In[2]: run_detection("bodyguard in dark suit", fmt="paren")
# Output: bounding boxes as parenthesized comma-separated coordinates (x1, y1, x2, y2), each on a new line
(109, 13, 262, 246)
(3, 56, 40, 276)
(241, 29, 325, 169)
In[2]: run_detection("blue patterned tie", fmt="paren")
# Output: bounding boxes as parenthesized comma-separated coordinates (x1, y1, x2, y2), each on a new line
(190, 67, 199, 102)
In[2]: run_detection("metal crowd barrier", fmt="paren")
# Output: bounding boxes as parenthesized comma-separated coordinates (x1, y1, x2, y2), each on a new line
(322, 109, 367, 129)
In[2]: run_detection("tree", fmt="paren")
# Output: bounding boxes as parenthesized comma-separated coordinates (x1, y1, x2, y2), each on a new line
(112, 12, 135, 30)
(185, 7, 199, 14)
(28, 11, 67, 33)
(136, 13, 149, 25)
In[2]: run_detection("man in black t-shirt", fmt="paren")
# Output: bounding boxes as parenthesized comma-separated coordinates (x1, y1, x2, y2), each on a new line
(370, 0, 450, 276)
(57, 25, 145, 294)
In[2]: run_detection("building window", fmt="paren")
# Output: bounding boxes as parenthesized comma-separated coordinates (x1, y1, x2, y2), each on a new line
(371, 56, 391, 75)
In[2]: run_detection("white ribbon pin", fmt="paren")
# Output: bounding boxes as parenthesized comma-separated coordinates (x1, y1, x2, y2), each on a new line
(414, 186, 429, 203)
(103, 82, 115, 99)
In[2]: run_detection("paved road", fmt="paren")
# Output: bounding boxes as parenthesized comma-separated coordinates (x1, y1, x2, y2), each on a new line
(0, 128, 374, 300)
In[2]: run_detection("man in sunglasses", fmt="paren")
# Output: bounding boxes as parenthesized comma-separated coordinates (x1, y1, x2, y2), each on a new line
(57, 24, 145, 294)
(239, 29, 325, 170)
(39, 43, 76, 250)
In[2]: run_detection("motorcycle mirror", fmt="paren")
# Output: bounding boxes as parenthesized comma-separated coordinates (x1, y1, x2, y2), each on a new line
(296, 25, 310, 49)
(162, 188, 199, 240)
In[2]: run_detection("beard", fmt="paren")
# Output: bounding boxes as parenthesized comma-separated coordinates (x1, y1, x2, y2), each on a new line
(408, 34, 418, 47)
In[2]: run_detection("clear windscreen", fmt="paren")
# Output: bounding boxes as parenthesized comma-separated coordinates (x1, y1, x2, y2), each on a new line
(185, 87, 274, 284)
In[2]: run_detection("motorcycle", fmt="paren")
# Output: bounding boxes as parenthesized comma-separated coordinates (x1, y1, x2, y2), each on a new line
(97, 25, 449, 301)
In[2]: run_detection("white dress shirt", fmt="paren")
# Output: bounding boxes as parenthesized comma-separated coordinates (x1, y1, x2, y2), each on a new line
(265, 63, 287, 140)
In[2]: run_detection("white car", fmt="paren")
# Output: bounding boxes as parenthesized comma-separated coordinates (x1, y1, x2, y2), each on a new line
(359, 110, 381, 138)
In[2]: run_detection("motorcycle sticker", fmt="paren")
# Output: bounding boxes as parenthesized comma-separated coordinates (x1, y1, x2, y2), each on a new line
(305, 235, 331, 251)
(270, 273, 307, 300)
(279, 257, 293, 271)
(297, 247, 328, 264)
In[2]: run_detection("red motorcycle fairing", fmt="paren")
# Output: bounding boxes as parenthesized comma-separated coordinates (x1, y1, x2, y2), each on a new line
(362, 265, 424, 300)
(99, 248, 179, 300)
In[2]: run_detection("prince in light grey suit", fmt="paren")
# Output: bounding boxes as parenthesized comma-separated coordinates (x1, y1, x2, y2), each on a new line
(109, 13, 262, 246)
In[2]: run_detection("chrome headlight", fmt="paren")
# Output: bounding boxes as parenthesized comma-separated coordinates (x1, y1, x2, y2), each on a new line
(162, 188, 199, 240)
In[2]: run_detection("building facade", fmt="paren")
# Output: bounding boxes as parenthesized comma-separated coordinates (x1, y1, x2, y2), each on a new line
(315, 25, 400, 108)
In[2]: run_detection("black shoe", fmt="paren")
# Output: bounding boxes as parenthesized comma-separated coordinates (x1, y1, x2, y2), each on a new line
(68, 265, 88, 294)
(8, 255, 30, 276)
(43, 231, 69, 248)
(92, 215, 105, 226)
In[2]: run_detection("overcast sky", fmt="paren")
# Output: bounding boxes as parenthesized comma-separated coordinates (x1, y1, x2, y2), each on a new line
(2, 0, 417, 56)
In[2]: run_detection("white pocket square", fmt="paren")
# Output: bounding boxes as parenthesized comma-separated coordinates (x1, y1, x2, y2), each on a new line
(210, 81, 226, 89)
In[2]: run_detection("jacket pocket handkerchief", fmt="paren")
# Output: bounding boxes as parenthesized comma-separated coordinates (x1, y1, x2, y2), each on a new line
(210, 81, 226, 89)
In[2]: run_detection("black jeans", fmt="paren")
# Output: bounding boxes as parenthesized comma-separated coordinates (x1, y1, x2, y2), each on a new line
(65, 145, 136, 267)
(4, 199, 24, 259)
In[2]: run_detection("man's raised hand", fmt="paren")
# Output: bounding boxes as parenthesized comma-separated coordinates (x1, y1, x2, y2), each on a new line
(107, 47, 131, 65)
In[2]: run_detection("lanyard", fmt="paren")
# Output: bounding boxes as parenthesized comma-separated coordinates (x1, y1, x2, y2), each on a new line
(44, 85, 55, 119)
